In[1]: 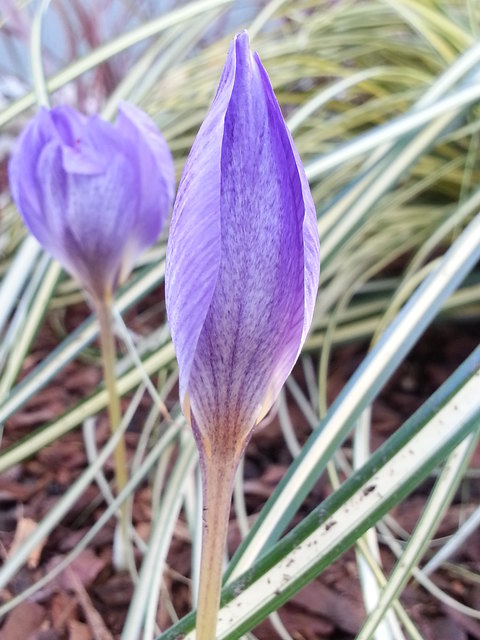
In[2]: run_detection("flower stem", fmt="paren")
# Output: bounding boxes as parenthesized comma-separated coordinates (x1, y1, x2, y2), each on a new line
(196, 448, 238, 640)
(96, 297, 129, 567)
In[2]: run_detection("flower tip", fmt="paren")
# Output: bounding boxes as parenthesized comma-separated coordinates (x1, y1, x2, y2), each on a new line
(235, 29, 249, 41)
(115, 100, 142, 124)
(234, 29, 253, 58)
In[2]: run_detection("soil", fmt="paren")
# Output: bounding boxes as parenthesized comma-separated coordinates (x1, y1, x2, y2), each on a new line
(0, 293, 479, 640)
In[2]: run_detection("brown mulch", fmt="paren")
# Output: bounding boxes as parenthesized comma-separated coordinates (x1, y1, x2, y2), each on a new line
(0, 293, 479, 640)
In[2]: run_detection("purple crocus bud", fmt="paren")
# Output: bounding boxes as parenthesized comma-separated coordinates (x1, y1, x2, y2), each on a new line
(9, 102, 175, 302)
(166, 31, 320, 454)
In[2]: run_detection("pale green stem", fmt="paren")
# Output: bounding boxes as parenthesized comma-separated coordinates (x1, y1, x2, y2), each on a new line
(95, 297, 129, 564)
(196, 444, 239, 640)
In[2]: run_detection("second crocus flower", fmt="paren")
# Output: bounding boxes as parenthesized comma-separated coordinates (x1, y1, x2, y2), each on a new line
(9, 101, 175, 303)
(165, 31, 320, 639)
(9, 102, 175, 569)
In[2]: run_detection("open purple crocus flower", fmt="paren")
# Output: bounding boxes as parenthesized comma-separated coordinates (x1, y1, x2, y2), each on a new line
(9, 101, 174, 302)
(165, 31, 320, 637)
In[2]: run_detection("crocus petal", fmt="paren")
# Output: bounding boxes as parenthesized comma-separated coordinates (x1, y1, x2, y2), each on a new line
(117, 101, 175, 208)
(49, 105, 86, 146)
(64, 154, 139, 297)
(253, 50, 321, 413)
(9, 102, 175, 301)
(166, 32, 320, 451)
(9, 108, 55, 224)
(165, 37, 237, 407)
(114, 102, 175, 280)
